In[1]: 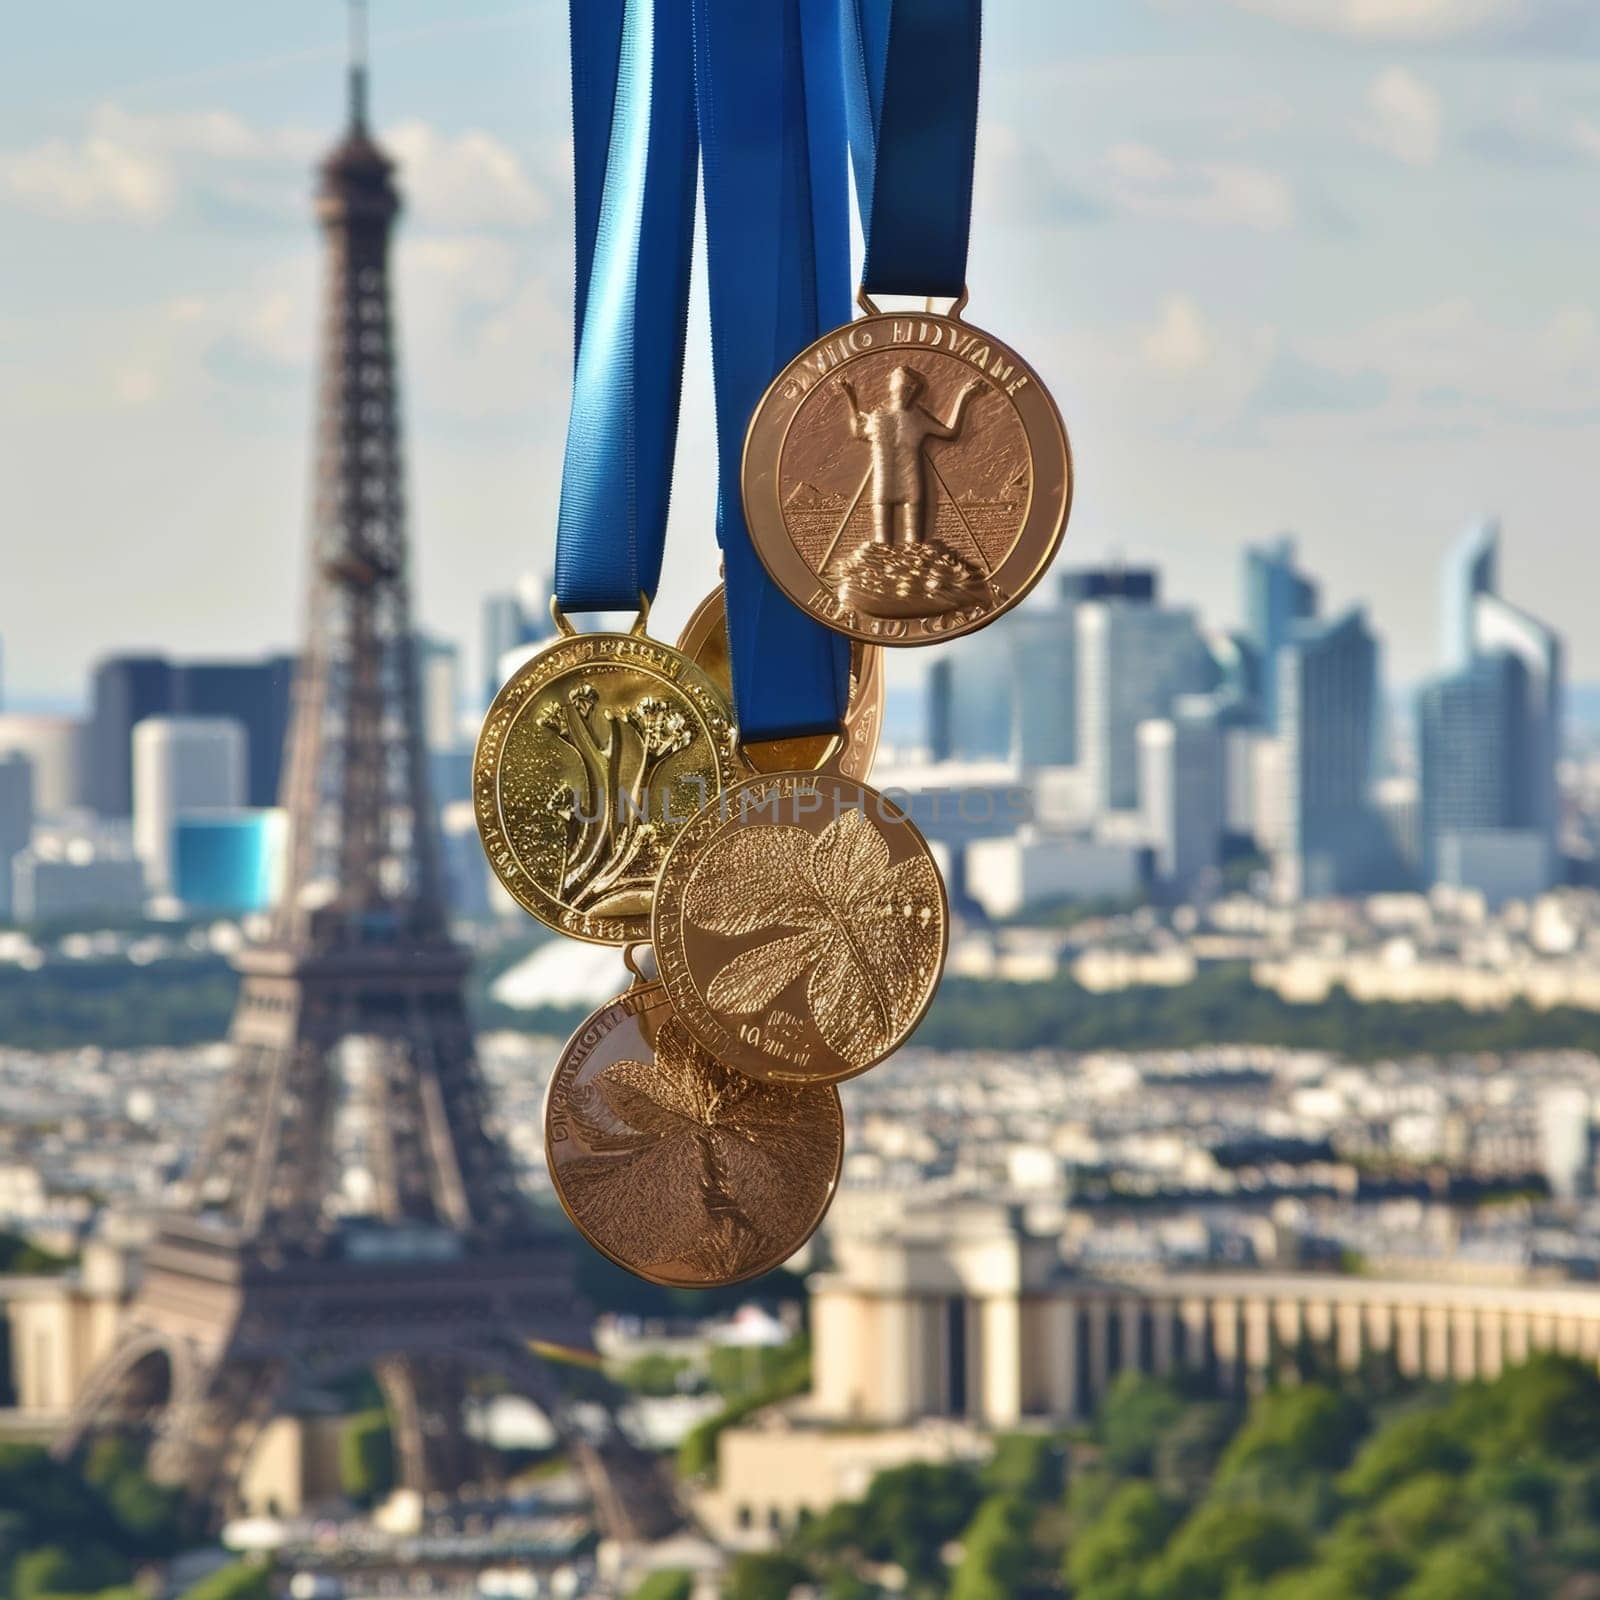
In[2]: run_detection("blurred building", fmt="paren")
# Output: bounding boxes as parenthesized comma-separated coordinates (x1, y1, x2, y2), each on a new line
(0, 753, 32, 921)
(11, 841, 144, 924)
(481, 576, 554, 708)
(89, 654, 293, 817)
(1419, 523, 1562, 900)
(1539, 1085, 1596, 1201)
(927, 566, 1159, 768)
(132, 716, 247, 894)
(1078, 593, 1212, 811)
(0, 715, 89, 816)
(171, 810, 287, 914)
(416, 632, 461, 755)
(1244, 536, 1318, 734)
(1139, 696, 1223, 897)
(1277, 607, 1382, 897)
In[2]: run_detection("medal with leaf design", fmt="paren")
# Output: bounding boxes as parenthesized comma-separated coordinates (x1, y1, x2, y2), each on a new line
(546, 977, 843, 1287)
(652, 772, 948, 1085)
(474, 600, 744, 945)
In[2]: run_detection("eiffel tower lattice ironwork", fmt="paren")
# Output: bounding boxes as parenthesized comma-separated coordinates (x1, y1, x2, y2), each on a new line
(55, 35, 675, 1543)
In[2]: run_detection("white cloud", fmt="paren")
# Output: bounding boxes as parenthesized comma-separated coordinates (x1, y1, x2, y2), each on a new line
(1142, 295, 1215, 373)
(385, 121, 550, 230)
(0, 132, 174, 221)
(1223, 0, 1521, 41)
(1361, 67, 1442, 166)
(1573, 117, 1600, 160)
(1108, 143, 1295, 230)
(0, 104, 549, 234)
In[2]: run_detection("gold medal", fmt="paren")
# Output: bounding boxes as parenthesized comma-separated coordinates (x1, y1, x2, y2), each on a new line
(652, 772, 948, 1086)
(545, 977, 844, 1288)
(741, 296, 1071, 646)
(676, 585, 885, 781)
(475, 602, 743, 944)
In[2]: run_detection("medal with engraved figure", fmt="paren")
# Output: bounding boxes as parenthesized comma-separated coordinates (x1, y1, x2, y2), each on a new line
(546, 976, 844, 1288)
(475, 602, 743, 945)
(653, 772, 948, 1086)
(742, 300, 1071, 645)
(677, 585, 885, 780)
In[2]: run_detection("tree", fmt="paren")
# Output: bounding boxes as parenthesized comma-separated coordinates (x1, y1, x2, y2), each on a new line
(1400, 1538, 1521, 1600)
(793, 1462, 981, 1588)
(626, 1570, 693, 1600)
(980, 1432, 1062, 1501)
(1215, 1385, 1365, 1493)
(1477, 1354, 1600, 1464)
(1144, 1501, 1310, 1600)
(948, 1495, 1034, 1600)
(1097, 1373, 1189, 1476)
(724, 1553, 809, 1600)
(83, 1435, 184, 1553)
(1260, 1527, 1409, 1600)
(177, 1560, 272, 1600)
(339, 1408, 395, 1505)
(618, 1352, 693, 1397)
(10, 1544, 126, 1600)
(1065, 1480, 1179, 1593)
(1153, 1400, 1237, 1499)
(1369, 1472, 1463, 1551)
(1338, 1408, 1469, 1502)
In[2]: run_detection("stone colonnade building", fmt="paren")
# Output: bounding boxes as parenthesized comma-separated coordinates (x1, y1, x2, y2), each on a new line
(808, 1201, 1600, 1428)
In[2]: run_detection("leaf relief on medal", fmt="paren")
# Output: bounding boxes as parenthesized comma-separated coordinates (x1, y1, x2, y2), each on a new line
(559, 1017, 835, 1281)
(500, 672, 715, 919)
(684, 806, 943, 1068)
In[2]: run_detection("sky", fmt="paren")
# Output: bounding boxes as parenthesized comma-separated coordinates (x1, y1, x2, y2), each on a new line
(4, 0, 1600, 709)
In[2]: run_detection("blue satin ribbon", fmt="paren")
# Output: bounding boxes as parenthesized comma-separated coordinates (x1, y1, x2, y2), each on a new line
(554, 0, 696, 613)
(840, 0, 981, 300)
(694, 0, 852, 741)
(568, 0, 625, 360)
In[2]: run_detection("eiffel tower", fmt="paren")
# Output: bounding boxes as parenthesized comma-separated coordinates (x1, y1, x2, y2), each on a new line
(56, 25, 674, 1543)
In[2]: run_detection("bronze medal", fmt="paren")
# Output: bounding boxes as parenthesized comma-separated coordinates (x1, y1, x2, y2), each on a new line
(475, 606, 743, 944)
(676, 585, 885, 781)
(741, 300, 1071, 645)
(652, 772, 948, 1086)
(545, 978, 844, 1288)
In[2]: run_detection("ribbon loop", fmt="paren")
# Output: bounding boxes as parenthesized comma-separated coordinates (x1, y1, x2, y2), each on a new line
(841, 0, 981, 300)
(694, 0, 852, 742)
(554, 0, 696, 614)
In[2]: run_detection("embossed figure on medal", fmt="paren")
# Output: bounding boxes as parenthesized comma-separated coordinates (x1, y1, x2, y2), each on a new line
(54, 27, 674, 1541)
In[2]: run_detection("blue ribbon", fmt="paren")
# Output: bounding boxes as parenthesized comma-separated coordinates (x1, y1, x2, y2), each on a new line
(554, 0, 696, 613)
(841, 0, 981, 300)
(693, 0, 852, 742)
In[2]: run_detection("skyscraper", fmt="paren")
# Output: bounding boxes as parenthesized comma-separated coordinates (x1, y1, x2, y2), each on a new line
(1244, 537, 1318, 733)
(0, 715, 89, 816)
(925, 630, 1014, 763)
(416, 632, 462, 754)
(1279, 606, 1382, 897)
(1024, 566, 1159, 770)
(87, 656, 173, 817)
(1077, 596, 1213, 811)
(0, 754, 32, 921)
(1138, 695, 1223, 896)
(88, 655, 293, 816)
(1419, 522, 1563, 895)
(1418, 653, 1521, 879)
(481, 576, 554, 708)
(131, 717, 247, 893)
(1441, 519, 1499, 672)
(926, 566, 1161, 769)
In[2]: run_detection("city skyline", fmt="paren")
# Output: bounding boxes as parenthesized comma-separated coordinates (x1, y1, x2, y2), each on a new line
(6, 1, 1600, 704)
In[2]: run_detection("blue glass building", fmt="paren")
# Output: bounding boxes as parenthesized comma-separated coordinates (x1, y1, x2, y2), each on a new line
(171, 810, 287, 913)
